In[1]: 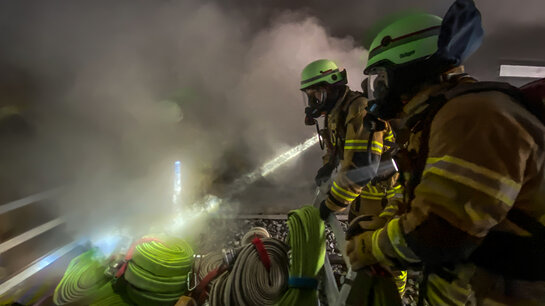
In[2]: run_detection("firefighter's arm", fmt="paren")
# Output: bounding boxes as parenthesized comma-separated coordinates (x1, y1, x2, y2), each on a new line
(349, 94, 533, 269)
(323, 98, 382, 214)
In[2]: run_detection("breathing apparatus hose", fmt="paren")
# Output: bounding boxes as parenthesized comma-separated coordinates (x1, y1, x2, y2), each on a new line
(53, 249, 120, 305)
(278, 205, 326, 306)
(123, 236, 194, 306)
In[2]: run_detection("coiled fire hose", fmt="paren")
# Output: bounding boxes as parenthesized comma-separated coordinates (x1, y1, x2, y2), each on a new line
(53, 249, 123, 305)
(123, 236, 194, 306)
(226, 237, 289, 305)
(240, 226, 270, 245)
(192, 251, 225, 304)
(195, 251, 224, 282)
(209, 271, 229, 305)
(278, 206, 326, 306)
(90, 286, 129, 306)
(209, 237, 290, 306)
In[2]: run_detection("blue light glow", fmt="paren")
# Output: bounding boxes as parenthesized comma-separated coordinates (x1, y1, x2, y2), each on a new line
(173, 160, 182, 204)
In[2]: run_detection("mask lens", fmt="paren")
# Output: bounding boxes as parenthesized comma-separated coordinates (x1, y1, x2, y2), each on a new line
(309, 95, 320, 107)
(301, 91, 309, 107)
(368, 74, 377, 100)
(302, 88, 324, 120)
(319, 89, 327, 105)
(368, 68, 389, 101)
(303, 87, 326, 107)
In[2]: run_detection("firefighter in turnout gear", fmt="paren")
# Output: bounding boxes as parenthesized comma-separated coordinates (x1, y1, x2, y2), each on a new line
(348, 1, 545, 304)
(300, 59, 401, 222)
(301, 59, 407, 298)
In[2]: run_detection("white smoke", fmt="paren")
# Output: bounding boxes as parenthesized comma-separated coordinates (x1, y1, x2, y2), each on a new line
(0, 1, 367, 240)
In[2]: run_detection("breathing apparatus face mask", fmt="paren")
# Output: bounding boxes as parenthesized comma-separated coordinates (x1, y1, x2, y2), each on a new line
(366, 66, 406, 120)
(302, 87, 328, 125)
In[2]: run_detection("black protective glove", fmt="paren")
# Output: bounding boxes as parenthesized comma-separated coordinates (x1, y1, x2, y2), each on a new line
(315, 162, 336, 187)
(319, 200, 333, 221)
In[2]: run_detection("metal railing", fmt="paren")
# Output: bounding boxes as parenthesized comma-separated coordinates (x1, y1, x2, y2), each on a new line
(0, 187, 82, 300)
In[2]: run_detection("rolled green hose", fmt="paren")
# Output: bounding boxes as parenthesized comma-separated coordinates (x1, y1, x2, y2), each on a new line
(277, 206, 326, 306)
(91, 294, 129, 306)
(130, 238, 194, 277)
(123, 236, 194, 306)
(126, 284, 184, 305)
(90, 282, 130, 306)
(124, 261, 187, 293)
(53, 249, 114, 305)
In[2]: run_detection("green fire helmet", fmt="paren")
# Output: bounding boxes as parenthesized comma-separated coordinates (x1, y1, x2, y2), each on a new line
(300, 59, 347, 90)
(364, 13, 442, 74)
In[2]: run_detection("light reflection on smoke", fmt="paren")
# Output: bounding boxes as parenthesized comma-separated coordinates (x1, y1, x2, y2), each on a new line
(167, 135, 318, 233)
